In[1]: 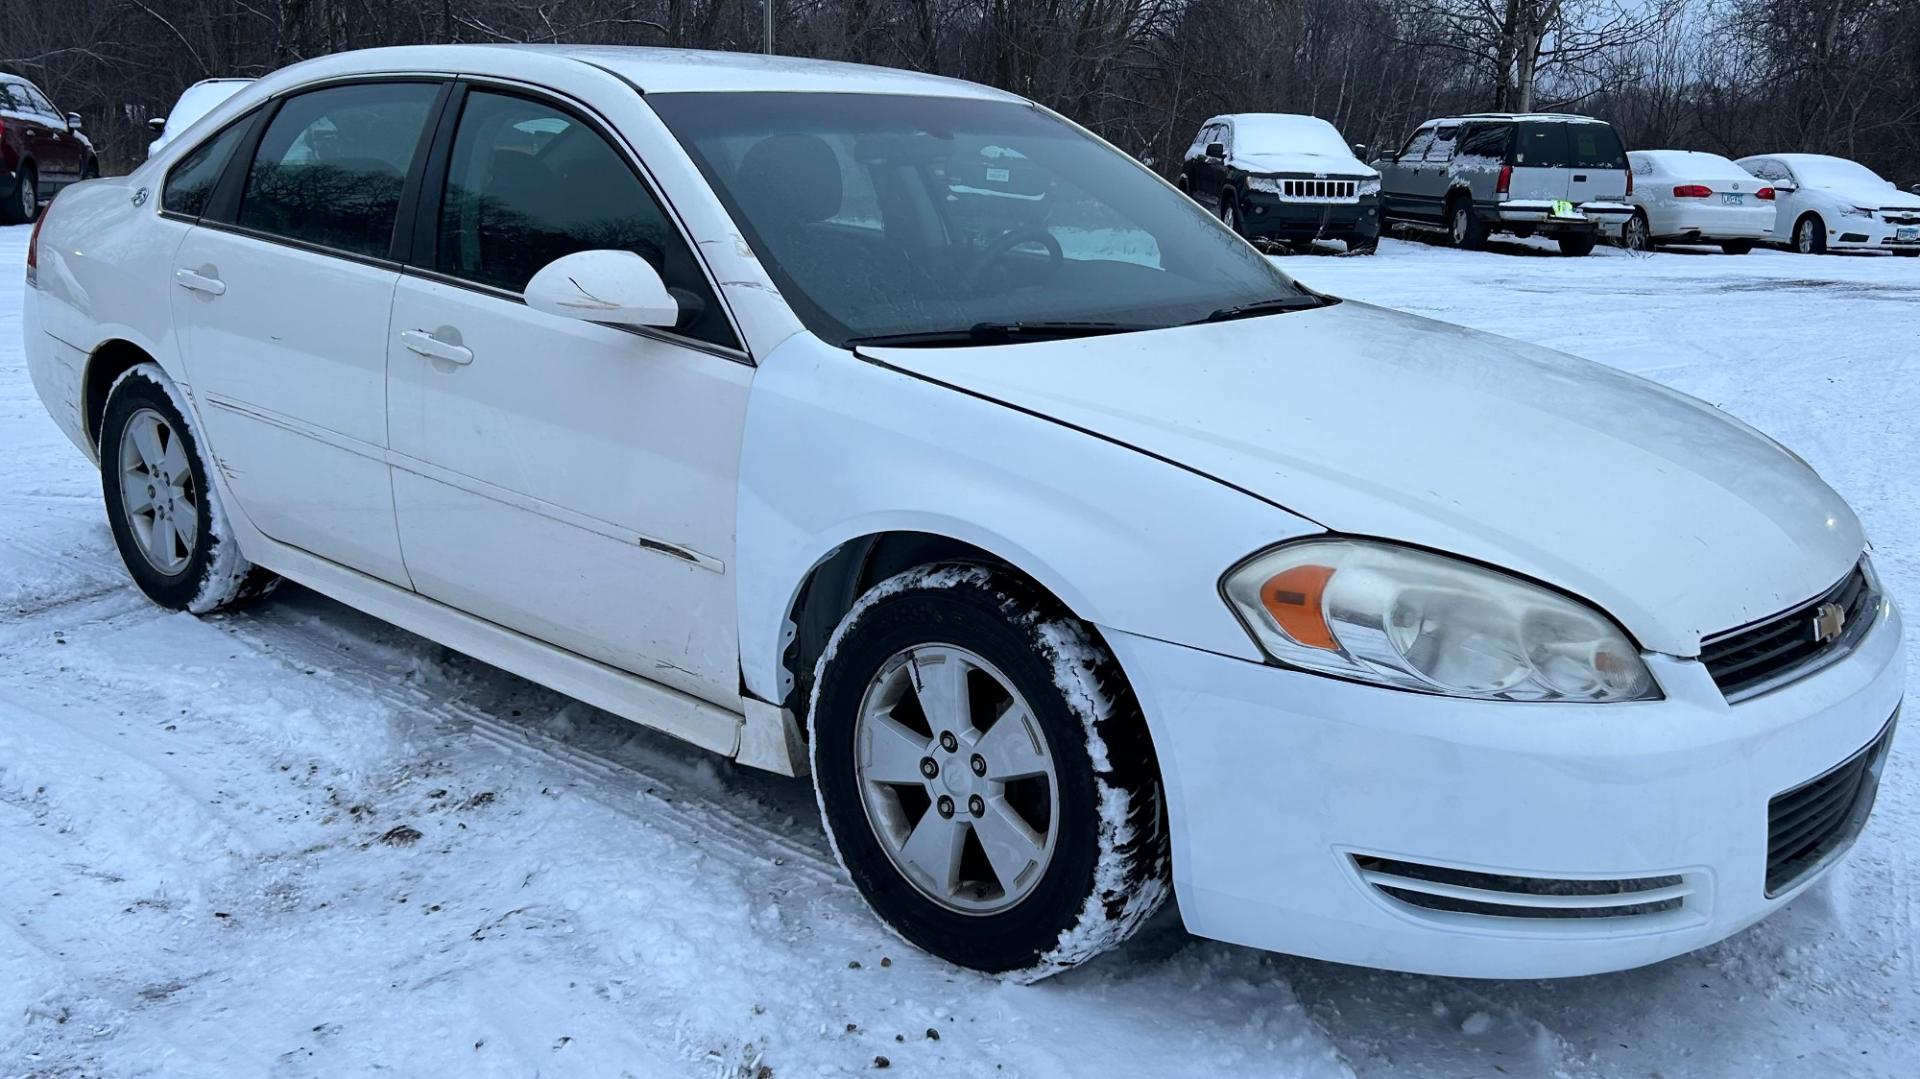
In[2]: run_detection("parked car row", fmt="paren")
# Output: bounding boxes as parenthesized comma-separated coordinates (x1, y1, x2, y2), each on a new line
(1180, 109, 1920, 258)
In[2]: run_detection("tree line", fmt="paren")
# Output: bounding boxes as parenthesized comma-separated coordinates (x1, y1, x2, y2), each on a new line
(4, 0, 1916, 185)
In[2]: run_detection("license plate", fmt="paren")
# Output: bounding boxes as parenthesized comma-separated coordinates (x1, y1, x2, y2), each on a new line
(1550, 199, 1576, 218)
(1722, 193, 1744, 205)
(1900, 227, 1919, 242)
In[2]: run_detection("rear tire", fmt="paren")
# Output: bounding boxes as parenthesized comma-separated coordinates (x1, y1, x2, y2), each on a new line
(99, 364, 277, 613)
(2, 166, 36, 225)
(809, 564, 1169, 981)
(1557, 231, 1599, 257)
(1720, 239, 1754, 255)
(1446, 197, 1485, 250)
(1793, 214, 1827, 255)
(1622, 212, 1653, 253)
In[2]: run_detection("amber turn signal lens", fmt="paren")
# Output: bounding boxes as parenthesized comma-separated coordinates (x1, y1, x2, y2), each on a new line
(1259, 565, 1338, 650)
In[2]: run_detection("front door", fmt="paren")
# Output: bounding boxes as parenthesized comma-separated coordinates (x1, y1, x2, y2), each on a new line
(1383, 125, 1438, 220)
(172, 80, 444, 586)
(385, 86, 750, 711)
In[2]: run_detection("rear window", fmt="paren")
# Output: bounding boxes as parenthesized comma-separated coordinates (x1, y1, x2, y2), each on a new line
(1513, 122, 1623, 170)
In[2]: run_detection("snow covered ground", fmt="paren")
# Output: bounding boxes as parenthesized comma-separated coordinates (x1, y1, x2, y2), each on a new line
(3, 227, 1916, 1078)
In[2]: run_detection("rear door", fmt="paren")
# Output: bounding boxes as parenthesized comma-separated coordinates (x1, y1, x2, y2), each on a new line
(172, 79, 445, 586)
(1509, 122, 1572, 202)
(18, 83, 84, 185)
(1564, 122, 1627, 204)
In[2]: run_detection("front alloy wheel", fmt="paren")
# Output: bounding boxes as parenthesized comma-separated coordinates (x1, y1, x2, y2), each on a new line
(810, 564, 1168, 979)
(1794, 215, 1826, 254)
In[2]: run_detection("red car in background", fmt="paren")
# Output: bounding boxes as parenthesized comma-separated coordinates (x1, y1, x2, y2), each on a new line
(1, 72, 98, 224)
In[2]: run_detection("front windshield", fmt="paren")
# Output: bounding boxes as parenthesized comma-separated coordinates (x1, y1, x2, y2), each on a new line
(1791, 156, 1887, 188)
(648, 92, 1311, 347)
(1233, 115, 1352, 160)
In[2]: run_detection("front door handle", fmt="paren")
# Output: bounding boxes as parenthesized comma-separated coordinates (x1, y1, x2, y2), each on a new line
(400, 329, 474, 366)
(1573, 174, 1588, 182)
(173, 268, 226, 296)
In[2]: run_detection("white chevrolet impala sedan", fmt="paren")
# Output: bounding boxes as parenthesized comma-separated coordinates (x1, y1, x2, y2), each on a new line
(23, 46, 1904, 981)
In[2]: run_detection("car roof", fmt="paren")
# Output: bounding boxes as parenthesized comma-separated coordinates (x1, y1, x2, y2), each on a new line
(247, 44, 1022, 102)
(1424, 112, 1609, 125)
(1208, 112, 1335, 126)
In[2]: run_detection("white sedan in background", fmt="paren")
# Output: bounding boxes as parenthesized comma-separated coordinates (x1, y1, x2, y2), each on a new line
(146, 78, 253, 158)
(1621, 149, 1776, 254)
(1737, 153, 1920, 256)
(23, 45, 1904, 982)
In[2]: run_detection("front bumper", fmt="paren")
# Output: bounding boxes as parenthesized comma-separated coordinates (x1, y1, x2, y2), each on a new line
(1828, 217, 1920, 250)
(1238, 190, 1381, 241)
(1109, 591, 1903, 978)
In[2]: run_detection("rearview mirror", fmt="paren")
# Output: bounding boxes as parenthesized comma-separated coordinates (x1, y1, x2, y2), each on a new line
(66, 112, 83, 131)
(525, 250, 680, 329)
(1205, 141, 1225, 159)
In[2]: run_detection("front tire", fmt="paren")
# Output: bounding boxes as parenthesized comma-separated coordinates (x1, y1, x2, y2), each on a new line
(100, 364, 276, 613)
(1793, 213, 1827, 254)
(809, 564, 1168, 980)
(1219, 190, 1242, 236)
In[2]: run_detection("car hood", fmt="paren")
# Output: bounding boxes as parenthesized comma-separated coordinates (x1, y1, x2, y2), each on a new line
(1811, 183, 1920, 210)
(860, 302, 1863, 656)
(1230, 151, 1377, 180)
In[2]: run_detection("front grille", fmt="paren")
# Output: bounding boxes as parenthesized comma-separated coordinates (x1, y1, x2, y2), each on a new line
(1281, 179, 1358, 201)
(1765, 715, 1895, 896)
(1700, 564, 1877, 702)
(1880, 212, 1920, 226)
(1352, 855, 1692, 920)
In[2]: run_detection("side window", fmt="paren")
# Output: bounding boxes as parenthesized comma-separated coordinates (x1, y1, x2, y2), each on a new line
(1217, 122, 1234, 156)
(1424, 125, 1460, 162)
(434, 90, 735, 349)
(1457, 124, 1510, 161)
(162, 114, 254, 218)
(23, 84, 57, 117)
(237, 82, 438, 259)
(1399, 126, 1436, 160)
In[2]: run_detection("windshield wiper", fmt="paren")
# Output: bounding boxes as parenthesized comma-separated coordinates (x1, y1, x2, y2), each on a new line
(1188, 295, 1329, 325)
(847, 320, 1150, 348)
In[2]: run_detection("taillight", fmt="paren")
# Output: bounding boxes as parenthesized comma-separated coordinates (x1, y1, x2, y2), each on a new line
(1673, 184, 1712, 198)
(1757, 187, 1776, 201)
(1626, 169, 1634, 196)
(25, 199, 46, 288)
(1496, 164, 1512, 196)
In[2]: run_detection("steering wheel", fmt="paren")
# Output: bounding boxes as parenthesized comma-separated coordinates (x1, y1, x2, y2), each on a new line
(961, 227, 1064, 293)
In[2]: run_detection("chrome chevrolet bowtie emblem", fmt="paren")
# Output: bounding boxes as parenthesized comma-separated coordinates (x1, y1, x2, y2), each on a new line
(1812, 602, 1846, 643)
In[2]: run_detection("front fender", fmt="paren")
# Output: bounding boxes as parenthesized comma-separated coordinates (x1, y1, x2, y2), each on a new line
(735, 333, 1321, 703)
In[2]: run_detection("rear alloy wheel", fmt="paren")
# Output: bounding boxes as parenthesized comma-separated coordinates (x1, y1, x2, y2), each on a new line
(810, 564, 1168, 980)
(1794, 214, 1827, 255)
(1447, 198, 1485, 250)
(1622, 212, 1653, 253)
(2, 167, 35, 225)
(1557, 231, 1599, 257)
(1720, 239, 1754, 255)
(100, 364, 277, 613)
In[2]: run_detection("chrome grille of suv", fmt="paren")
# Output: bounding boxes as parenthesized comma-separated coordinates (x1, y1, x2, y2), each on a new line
(1700, 563, 1877, 702)
(1765, 714, 1895, 896)
(1281, 179, 1357, 201)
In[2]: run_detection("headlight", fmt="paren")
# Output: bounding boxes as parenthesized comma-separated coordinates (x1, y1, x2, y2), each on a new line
(1245, 176, 1280, 194)
(1841, 205, 1874, 218)
(1222, 539, 1658, 701)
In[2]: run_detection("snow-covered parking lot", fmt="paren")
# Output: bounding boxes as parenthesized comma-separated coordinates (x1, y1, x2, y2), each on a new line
(4, 226, 1916, 1078)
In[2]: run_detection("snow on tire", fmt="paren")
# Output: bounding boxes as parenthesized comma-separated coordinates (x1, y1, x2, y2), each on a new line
(808, 563, 1169, 981)
(99, 363, 277, 614)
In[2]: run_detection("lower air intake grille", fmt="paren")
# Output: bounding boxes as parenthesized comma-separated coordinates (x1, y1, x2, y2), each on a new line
(1701, 563, 1877, 702)
(1765, 715, 1895, 896)
(1352, 856, 1691, 920)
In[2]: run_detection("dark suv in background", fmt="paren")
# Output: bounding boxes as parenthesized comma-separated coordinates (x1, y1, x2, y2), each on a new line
(1180, 113, 1380, 254)
(1374, 112, 1632, 255)
(1, 73, 99, 224)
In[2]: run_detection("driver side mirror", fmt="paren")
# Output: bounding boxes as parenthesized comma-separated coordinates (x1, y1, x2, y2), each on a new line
(148, 117, 167, 135)
(1351, 142, 1367, 157)
(65, 112, 83, 131)
(525, 250, 682, 330)
(1909, 183, 1919, 195)
(1205, 141, 1225, 159)
(1772, 179, 1797, 193)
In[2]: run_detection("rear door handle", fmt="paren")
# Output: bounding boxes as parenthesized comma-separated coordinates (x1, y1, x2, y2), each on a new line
(400, 329, 474, 366)
(173, 269, 226, 296)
